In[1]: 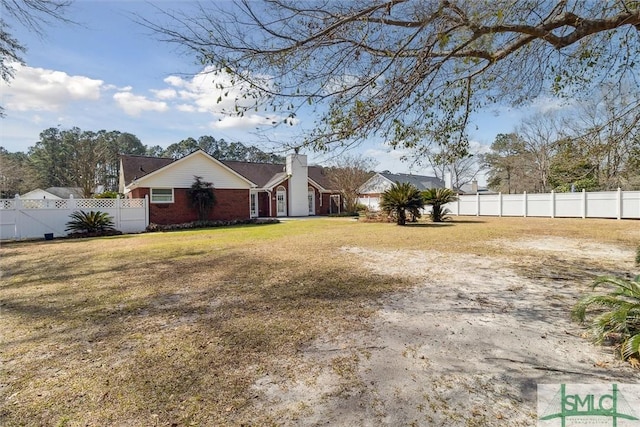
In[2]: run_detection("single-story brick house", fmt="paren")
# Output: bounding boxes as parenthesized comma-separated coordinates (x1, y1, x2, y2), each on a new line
(119, 150, 342, 224)
(357, 172, 445, 211)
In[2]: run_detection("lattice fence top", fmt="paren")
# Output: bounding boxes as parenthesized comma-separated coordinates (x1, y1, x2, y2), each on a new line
(75, 199, 117, 209)
(0, 199, 15, 209)
(0, 198, 146, 210)
(120, 199, 144, 208)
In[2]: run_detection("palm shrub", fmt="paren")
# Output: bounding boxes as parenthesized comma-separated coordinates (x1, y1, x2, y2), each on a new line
(66, 210, 116, 234)
(188, 175, 216, 221)
(380, 182, 424, 225)
(423, 188, 458, 222)
(572, 275, 640, 363)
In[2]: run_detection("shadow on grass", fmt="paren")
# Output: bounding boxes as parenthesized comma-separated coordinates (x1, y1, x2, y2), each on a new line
(0, 243, 408, 426)
(404, 222, 454, 228)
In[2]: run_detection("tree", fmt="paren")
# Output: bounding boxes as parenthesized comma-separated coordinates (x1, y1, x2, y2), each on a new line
(484, 133, 534, 194)
(0, 147, 38, 197)
(1, 0, 73, 116)
(145, 1, 640, 158)
(187, 175, 216, 221)
(162, 136, 285, 163)
(326, 154, 376, 213)
(423, 188, 458, 222)
(380, 182, 424, 225)
(516, 112, 562, 193)
(28, 127, 145, 195)
(29, 127, 74, 188)
(564, 83, 640, 190)
(426, 143, 484, 190)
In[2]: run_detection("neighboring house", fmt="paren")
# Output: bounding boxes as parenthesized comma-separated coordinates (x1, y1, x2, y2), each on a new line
(457, 180, 492, 195)
(357, 172, 445, 211)
(119, 150, 341, 224)
(20, 187, 84, 199)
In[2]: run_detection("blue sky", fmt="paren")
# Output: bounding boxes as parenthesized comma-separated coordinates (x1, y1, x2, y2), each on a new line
(0, 0, 537, 178)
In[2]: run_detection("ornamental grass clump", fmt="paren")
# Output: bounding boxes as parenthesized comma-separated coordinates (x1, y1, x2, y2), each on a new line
(572, 275, 640, 365)
(65, 210, 119, 237)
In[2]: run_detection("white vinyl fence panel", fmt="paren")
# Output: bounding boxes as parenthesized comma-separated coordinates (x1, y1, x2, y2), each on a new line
(0, 196, 148, 240)
(448, 189, 640, 220)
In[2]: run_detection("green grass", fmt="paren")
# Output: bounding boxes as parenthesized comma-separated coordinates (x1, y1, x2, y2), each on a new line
(0, 216, 638, 426)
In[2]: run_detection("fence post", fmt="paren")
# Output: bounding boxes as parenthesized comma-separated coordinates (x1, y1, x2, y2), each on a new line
(498, 192, 503, 217)
(116, 195, 121, 230)
(14, 195, 21, 239)
(476, 192, 480, 216)
(69, 194, 76, 211)
(145, 194, 149, 227)
(523, 191, 527, 217)
(617, 187, 622, 220)
(550, 190, 555, 218)
(582, 189, 586, 219)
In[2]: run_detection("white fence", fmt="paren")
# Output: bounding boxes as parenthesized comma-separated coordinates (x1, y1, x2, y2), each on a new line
(447, 189, 640, 220)
(0, 196, 149, 240)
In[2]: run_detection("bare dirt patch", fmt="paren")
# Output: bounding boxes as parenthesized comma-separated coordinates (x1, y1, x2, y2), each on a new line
(253, 237, 639, 426)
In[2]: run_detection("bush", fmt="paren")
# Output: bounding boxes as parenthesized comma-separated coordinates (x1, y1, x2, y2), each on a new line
(94, 191, 120, 199)
(146, 218, 279, 232)
(66, 210, 117, 235)
(423, 188, 458, 222)
(636, 245, 640, 266)
(573, 275, 640, 364)
(380, 182, 424, 225)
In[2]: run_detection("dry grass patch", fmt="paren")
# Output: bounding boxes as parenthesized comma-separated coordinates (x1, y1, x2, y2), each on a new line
(1, 217, 638, 426)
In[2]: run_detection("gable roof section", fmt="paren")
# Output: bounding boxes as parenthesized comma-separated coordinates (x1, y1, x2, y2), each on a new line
(379, 172, 445, 191)
(46, 187, 84, 198)
(221, 160, 285, 188)
(222, 160, 336, 191)
(307, 166, 334, 191)
(359, 172, 444, 194)
(121, 154, 175, 186)
(125, 150, 255, 189)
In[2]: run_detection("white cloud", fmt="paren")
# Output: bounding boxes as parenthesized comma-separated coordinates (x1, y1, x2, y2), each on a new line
(151, 88, 177, 100)
(160, 67, 286, 130)
(113, 91, 168, 116)
(211, 114, 277, 129)
(1, 64, 103, 112)
(529, 95, 574, 114)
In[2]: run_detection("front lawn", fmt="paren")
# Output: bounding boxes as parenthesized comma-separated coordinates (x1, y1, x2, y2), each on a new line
(1, 217, 637, 425)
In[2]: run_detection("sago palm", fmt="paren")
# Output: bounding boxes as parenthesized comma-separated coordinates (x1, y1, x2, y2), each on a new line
(65, 210, 116, 234)
(572, 275, 640, 362)
(423, 188, 458, 222)
(380, 182, 424, 225)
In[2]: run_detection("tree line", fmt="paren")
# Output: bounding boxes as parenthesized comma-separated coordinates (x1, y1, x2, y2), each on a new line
(484, 87, 640, 193)
(0, 127, 284, 198)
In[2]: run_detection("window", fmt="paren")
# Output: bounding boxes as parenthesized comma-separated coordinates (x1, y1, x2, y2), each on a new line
(150, 188, 174, 203)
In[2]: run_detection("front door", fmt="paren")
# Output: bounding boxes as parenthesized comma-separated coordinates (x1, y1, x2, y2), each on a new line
(276, 187, 287, 216)
(250, 192, 258, 217)
(308, 189, 315, 215)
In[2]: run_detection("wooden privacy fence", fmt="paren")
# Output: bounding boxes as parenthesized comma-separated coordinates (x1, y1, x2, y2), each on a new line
(447, 189, 640, 220)
(0, 196, 149, 240)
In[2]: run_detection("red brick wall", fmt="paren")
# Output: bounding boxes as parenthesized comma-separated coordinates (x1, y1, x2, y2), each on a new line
(131, 187, 250, 224)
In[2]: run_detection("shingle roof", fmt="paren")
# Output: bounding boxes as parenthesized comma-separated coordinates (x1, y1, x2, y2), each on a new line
(121, 155, 175, 186)
(221, 160, 285, 187)
(379, 172, 445, 190)
(121, 152, 336, 191)
(45, 187, 84, 198)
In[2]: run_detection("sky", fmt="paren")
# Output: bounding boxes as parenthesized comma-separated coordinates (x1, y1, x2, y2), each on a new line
(0, 0, 541, 180)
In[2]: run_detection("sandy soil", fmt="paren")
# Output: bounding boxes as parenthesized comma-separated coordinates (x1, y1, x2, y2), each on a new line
(253, 237, 639, 426)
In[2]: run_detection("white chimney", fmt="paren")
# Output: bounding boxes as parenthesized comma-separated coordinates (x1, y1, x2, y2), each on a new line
(286, 153, 308, 216)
